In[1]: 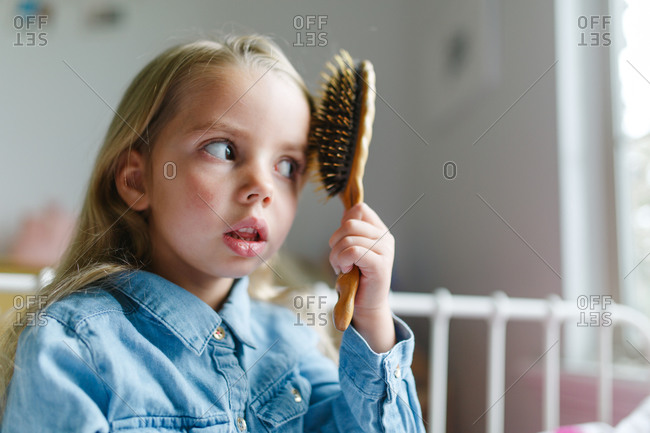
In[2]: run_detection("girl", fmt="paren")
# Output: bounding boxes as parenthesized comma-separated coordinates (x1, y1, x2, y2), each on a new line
(0, 35, 425, 432)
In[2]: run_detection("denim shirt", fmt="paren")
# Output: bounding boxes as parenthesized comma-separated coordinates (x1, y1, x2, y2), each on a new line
(2, 270, 425, 432)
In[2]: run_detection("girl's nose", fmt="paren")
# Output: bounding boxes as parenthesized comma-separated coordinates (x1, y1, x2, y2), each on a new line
(238, 165, 273, 206)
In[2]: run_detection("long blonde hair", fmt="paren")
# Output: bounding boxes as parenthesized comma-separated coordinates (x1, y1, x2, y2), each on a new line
(0, 34, 314, 413)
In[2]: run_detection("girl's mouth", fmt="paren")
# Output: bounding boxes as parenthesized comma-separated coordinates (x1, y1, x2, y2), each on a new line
(223, 231, 266, 257)
(223, 218, 268, 257)
(226, 228, 261, 242)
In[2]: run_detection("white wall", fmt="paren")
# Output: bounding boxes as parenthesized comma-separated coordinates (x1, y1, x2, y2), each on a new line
(408, 1, 560, 431)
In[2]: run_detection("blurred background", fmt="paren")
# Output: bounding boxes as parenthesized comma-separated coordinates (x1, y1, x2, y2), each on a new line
(2, 0, 650, 431)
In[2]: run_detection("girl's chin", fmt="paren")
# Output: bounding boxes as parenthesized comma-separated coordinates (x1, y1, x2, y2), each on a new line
(214, 257, 274, 279)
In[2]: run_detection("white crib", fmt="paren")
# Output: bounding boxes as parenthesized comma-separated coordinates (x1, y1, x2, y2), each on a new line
(390, 289, 650, 433)
(3, 273, 650, 433)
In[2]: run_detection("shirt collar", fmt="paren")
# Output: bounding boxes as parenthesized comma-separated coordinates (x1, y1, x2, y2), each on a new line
(111, 270, 256, 355)
(218, 276, 255, 349)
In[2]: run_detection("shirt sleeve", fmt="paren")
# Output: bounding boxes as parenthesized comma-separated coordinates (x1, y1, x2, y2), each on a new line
(301, 315, 426, 432)
(1, 316, 110, 433)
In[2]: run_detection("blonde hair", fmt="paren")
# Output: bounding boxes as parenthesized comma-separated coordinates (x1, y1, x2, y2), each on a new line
(0, 34, 314, 414)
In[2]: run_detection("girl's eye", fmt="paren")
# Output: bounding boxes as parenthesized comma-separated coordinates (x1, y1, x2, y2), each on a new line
(204, 140, 235, 161)
(276, 159, 298, 179)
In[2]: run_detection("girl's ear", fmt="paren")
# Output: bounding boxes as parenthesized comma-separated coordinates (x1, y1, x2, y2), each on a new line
(115, 149, 150, 211)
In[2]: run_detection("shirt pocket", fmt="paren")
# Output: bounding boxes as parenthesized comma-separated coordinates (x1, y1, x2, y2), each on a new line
(250, 367, 312, 432)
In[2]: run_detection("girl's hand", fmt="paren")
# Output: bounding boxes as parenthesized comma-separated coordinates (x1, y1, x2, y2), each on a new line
(328, 202, 396, 352)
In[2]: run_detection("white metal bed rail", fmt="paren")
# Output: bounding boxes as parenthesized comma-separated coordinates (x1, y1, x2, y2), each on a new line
(389, 289, 650, 433)
(0, 269, 54, 293)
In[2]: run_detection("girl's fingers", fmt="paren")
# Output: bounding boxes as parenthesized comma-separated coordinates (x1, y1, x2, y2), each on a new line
(330, 244, 381, 275)
(329, 234, 393, 274)
(328, 203, 394, 285)
(342, 203, 388, 231)
(330, 235, 378, 264)
(328, 219, 384, 249)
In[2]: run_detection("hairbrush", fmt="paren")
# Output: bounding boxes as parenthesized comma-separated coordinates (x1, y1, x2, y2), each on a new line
(309, 50, 376, 331)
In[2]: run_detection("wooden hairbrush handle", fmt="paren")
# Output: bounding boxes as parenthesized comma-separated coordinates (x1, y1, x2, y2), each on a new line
(334, 265, 361, 331)
(332, 61, 373, 331)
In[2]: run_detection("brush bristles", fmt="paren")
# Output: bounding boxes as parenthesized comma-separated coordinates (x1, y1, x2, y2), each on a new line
(309, 50, 363, 197)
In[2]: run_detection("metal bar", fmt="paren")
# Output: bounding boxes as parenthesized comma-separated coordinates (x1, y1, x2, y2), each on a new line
(430, 289, 451, 433)
(544, 295, 562, 430)
(0, 273, 40, 293)
(486, 292, 508, 433)
(598, 323, 613, 424)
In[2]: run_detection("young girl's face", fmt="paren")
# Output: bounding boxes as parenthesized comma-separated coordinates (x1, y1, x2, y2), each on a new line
(143, 65, 310, 289)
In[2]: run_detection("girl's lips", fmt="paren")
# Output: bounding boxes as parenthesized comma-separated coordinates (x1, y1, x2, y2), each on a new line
(226, 217, 268, 241)
(223, 233, 266, 257)
(223, 216, 268, 257)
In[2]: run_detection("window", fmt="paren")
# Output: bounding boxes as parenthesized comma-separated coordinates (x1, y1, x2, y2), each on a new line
(616, 0, 650, 317)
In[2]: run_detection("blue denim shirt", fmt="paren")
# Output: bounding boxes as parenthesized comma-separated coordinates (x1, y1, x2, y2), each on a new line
(2, 270, 425, 432)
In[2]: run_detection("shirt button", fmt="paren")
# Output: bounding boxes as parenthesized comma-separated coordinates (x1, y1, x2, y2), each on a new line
(394, 364, 401, 379)
(291, 387, 302, 403)
(213, 326, 225, 340)
(237, 417, 247, 431)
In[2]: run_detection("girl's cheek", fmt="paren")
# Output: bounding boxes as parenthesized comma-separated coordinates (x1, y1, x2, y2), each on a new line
(187, 171, 229, 212)
(283, 201, 300, 226)
(188, 179, 217, 210)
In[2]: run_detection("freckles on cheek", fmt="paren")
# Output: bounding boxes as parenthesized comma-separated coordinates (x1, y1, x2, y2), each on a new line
(192, 190, 215, 212)
(188, 176, 221, 214)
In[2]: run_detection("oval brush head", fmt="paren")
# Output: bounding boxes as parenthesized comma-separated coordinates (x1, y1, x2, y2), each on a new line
(309, 50, 376, 331)
(309, 50, 375, 207)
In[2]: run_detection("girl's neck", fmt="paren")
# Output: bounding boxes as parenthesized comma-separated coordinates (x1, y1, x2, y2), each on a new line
(148, 262, 234, 311)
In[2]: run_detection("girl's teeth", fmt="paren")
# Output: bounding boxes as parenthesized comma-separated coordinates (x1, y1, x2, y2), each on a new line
(231, 228, 258, 241)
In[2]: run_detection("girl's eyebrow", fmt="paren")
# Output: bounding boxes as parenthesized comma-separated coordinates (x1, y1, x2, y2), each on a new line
(281, 142, 309, 154)
(186, 119, 246, 136)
